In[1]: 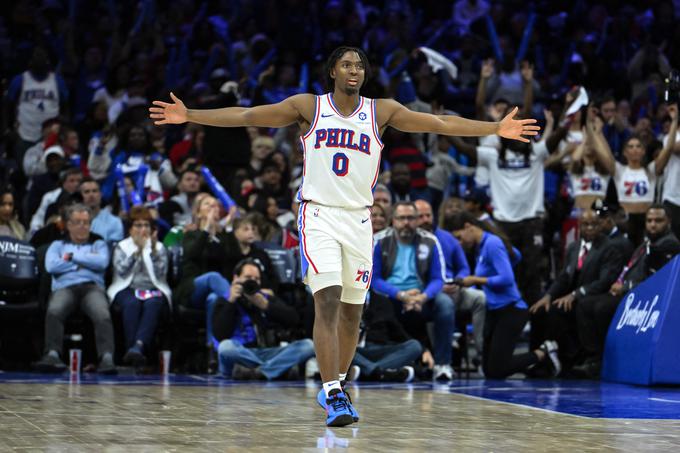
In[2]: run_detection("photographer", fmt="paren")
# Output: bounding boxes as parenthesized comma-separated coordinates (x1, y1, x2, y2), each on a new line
(212, 258, 314, 380)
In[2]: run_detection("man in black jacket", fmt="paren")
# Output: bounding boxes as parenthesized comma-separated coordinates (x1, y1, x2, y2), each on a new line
(530, 209, 624, 373)
(350, 291, 422, 382)
(212, 258, 314, 380)
(570, 205, 680, 378)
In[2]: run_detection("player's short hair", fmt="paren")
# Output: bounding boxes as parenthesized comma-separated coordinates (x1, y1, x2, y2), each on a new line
(325, 46, 372, 91)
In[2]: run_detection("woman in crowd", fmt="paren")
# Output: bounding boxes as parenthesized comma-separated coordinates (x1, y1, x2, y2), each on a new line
(0, 187, 27, 240)
(599, 104, 678, 246)
(370, 203, 388, 235)
(108, 206, 171, 366)
(445, 211, 561, 379)
(175, 194, 231, 372)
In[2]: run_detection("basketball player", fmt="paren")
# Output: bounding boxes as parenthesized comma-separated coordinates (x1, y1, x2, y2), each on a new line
(149, 46, 539, 427)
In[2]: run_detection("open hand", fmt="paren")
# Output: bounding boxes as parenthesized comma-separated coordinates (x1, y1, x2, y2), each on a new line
(498, 107, 541, 143)
(553, 293, 576, 312)
(149, 92, 188, 125)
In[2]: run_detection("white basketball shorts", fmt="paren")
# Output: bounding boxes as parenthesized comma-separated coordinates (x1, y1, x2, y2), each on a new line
(297, 201, 373, 304)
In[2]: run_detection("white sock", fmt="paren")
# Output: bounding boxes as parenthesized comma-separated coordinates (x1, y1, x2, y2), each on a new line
(322, 380, 342, 398)
(339, 373, 347, 381)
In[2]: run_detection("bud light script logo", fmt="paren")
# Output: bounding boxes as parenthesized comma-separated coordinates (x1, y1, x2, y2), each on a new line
(615, 292, 661, 334)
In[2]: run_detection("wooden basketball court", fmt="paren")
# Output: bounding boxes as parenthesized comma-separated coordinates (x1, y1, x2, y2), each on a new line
(1, 374, 680, 451)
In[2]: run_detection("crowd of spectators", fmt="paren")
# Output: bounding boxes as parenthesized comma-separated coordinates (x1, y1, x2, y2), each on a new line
(2, 0, 680, 380)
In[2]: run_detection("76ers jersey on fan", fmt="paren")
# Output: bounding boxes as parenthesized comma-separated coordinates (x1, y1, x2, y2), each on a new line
(297, 94, 383, 208)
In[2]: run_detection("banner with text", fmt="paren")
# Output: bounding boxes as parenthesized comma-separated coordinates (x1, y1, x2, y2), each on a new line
(602, 255, 680, 385)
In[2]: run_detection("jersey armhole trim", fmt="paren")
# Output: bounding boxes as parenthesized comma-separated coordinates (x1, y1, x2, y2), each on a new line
(301, 96, 321, 140)
(370, 99, 385, 149)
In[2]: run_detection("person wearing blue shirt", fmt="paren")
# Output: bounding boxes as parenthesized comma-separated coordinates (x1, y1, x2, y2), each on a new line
(79, 178, 124, 243)
(33, 203, 116, 374)
(447, 211, 560, 378)
(416, 199, 487, 362)
(372, 201, 454, 381)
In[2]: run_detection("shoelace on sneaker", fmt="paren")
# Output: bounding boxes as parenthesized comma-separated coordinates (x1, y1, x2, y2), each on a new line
(328, 395, 348, 412)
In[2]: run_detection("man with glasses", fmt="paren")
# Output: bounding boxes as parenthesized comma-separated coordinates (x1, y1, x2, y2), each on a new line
(371, 201, 453, 380)
(34, 203, 116, 374)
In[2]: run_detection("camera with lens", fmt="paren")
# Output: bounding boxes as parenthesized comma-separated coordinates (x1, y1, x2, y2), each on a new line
(664, 69, 680, 104)
(241, 279, 260, 296)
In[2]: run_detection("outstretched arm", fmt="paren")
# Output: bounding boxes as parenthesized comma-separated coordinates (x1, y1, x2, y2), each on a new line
(654, 104, 678, 175)
(149, 92, 314, 128)
(379, 99, 540, 143)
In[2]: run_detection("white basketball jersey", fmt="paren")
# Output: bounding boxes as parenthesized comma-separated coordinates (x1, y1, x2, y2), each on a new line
(297, 94, 384, 208)
(17, 71, 60, 142)
(569, 165, 610, 198)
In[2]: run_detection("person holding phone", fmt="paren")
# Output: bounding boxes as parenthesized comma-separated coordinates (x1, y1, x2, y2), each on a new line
(446, 211, 560, 379)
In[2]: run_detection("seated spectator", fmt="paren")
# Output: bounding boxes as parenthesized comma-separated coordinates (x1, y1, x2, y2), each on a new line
(0, 187, 27, 240)
(34, 204, 116, 374)
(108, 206, 171, 366)
(448, 212, 560, 379)
(90, 124, 176, 204)
(29, 167, 82, 234)
(462, 188, 492, 225)
(223, 214, 278, 290)
(158, 168, 201, 229)
(388, 162, 430, 203)
(22, 118, 62, 178)
(371, 201, 454, 381)
(373, 184, 392, 216)
(25, 146, 67, 224)
(370, 203, 388, 234)
(248, 135, 275, 178)
(416, 200, 487, 363)
(213, 258, 314, 379)
(175, 195, 231, 372)
(573, 205, 680, 378)
(168, 123, 204, 169)
(351, 291, 422, 382)
(80, 177, 124, 243)
(530, 209, 623, 375)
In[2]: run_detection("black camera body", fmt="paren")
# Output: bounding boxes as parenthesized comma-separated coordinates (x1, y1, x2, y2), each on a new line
(241, 279, 260, 296)
(665, 69, 680, 104)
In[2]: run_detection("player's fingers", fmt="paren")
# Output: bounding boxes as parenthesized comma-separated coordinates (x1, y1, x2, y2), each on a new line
(519, 118, 538, 124)
(523, 125, 541, 131)
(523, 130, 539, 136)
(149, 107, 166, 113)
(152, 100, 170, 107)
(506, 106, 519, 118)
(154, 120, 168, 125)
(149, 114, 165, 119)
(516, 136, 530, 143)
(170, 92, 181, 103)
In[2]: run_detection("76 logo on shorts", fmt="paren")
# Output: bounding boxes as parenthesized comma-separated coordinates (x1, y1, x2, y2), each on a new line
(355, 269, 370, 284)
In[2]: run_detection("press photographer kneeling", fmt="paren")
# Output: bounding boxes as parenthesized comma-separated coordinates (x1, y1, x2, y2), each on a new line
(212, 258, 314, 380)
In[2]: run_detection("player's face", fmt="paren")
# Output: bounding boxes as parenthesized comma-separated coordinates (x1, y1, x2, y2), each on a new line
(332, 51, 365, 95)
(646, 208, 669, 238)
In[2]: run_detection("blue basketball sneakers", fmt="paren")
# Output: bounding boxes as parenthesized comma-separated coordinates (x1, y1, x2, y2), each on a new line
(318, 384, 359, 424)
(322, 389, 354, 427)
